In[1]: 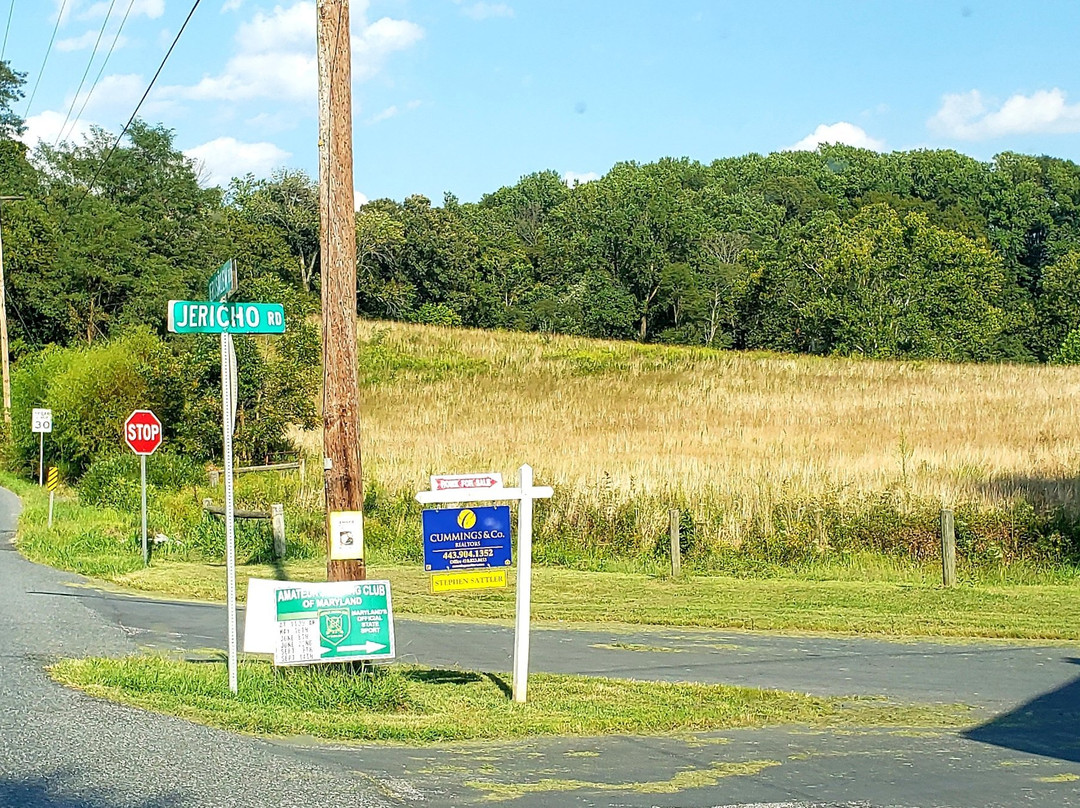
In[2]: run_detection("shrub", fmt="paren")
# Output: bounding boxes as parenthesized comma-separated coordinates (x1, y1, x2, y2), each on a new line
(79, 451, 204, 510)
(10, 328, 184, 478)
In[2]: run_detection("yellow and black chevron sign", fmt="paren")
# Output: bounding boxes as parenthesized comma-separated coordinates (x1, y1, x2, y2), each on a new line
(46, 466, 59, 493)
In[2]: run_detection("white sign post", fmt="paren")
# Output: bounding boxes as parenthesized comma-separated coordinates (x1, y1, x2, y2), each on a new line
(168, 257, 288, 695)
(31, 408, 51, 486)
(221, 331, 238, 695)
(415, 465, 552, 703)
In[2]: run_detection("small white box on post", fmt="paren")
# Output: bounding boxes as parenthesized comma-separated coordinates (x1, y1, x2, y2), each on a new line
(415, 464, 553, 703)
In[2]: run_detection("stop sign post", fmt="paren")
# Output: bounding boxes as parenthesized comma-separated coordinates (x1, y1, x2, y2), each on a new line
(125, 410, 162, 565)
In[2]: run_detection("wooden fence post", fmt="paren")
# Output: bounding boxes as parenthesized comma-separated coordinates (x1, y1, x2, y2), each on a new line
(669, 509, 681, 578)
(940, 508, 956, 587)
(272, 504, 286, 560)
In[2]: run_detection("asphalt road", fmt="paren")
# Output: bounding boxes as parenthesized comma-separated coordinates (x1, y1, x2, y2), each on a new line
(3, 487, 1080, 807)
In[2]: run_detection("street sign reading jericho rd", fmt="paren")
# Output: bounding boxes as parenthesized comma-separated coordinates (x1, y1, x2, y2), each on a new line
(125, 410, 163, 455)
(208, 258, 236, 302)
(423, 506, 512, 572)
(167, 301, 286, 334)
(274, 580, 395, 666)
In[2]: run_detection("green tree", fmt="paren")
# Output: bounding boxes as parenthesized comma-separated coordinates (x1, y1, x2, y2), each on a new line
(228, 170, 320, 291)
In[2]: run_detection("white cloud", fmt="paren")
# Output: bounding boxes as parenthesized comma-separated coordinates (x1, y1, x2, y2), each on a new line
(53, 0, 74, 24)
(562, 170, 599, 187)
(355, 189, 369, 210)
(353, 17, 425, 81)
(58, 30, 128, 52)
(222, 0, 244, 11)
(928, 88, 1080, 140)
(460, 2, 514, 20)
(184, 137, 291, 188)
(81, 0, 164, 21)
(368, 100, 419, 124)
(72, 73, 155, 118)
(245, 111, 297, 133)
(370, 105, 398, 123)
(787, 121, 884, 151)
(165, 2, 423, 104)
(20, 110, 94, 149)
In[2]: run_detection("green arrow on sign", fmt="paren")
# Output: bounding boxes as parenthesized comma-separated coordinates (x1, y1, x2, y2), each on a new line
(167, 300, 286, 334)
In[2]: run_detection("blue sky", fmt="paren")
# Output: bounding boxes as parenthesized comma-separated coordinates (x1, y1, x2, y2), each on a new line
(9, 1, 1080, 203)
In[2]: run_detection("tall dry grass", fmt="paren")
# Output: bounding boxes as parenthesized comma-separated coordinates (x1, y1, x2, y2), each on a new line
(291, 320, 1080, 565)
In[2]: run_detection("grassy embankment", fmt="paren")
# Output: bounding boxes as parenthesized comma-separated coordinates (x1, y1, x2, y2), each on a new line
(10, 321, 1080, 639)
(49, 655, 972, 744)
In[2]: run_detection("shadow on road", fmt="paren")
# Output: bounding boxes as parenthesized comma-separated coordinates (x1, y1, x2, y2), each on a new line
(964, 657, 1080, 762)
(0, 771, 180, 807)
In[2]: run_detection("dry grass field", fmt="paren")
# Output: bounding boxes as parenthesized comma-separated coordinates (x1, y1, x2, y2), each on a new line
(291, 320, 1080, 564)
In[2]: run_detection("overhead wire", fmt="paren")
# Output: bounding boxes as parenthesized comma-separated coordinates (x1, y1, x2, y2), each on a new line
(73, 0, 204, 210)
(52, 0, 119, 147)
(59, 0, 136, 145)
(23, 0, 69, 117)
(1, 0, 15, 63)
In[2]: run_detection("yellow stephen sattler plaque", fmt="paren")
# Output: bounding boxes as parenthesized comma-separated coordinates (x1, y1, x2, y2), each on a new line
(430, 568, 508, 594)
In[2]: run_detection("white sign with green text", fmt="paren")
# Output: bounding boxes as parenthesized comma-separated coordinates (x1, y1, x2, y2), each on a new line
(274, 580, 396, 666)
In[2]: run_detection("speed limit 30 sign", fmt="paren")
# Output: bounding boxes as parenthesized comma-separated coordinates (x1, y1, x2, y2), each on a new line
(31, 408, 52, 433)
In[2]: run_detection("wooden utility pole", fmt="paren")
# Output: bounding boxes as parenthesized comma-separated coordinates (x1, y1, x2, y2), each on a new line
(317, 0, 365, 581)
(0, 195, 25, 426)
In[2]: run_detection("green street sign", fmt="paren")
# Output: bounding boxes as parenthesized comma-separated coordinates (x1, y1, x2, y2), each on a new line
(208, 258, 236, 302)
(167, 300, 286, 334)
(274, 580, 396, 666)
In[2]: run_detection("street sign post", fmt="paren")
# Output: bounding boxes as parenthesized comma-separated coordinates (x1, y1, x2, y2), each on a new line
(31, 408, 51, 486)
(125, 410, 162, 567)
(167, 263, 289, 694)
(274, 580, 395, 666)
(167, 301, 285, 334)
(415, 466, 553, 703)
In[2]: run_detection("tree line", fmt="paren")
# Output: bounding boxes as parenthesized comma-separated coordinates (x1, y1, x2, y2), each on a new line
(3, 61, 1080, 366)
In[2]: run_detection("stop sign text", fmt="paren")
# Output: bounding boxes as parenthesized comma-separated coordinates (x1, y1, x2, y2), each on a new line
(125, 410, 163, 455)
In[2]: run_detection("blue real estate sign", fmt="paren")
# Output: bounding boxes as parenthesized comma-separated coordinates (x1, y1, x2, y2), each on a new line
(422, 506, 512, 571)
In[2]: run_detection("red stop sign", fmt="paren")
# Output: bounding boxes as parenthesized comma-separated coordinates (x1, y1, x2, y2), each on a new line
(125, 410, 163, 455)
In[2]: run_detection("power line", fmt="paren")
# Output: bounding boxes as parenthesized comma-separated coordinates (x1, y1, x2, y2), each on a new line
(74, 0, 204, 209)
(59, 0, 136, 145)
(1, 0, 15, 63)
(52, 0, 119, 148)
(23, 0, 69, 117)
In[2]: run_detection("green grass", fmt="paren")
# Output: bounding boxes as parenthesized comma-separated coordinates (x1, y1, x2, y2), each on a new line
(56, 559, 1080, 640)
(10, 471, 1080, 640)
(50, 656, 974, 744)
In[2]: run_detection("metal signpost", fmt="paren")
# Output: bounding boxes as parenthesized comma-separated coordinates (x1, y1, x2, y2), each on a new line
(124, 410, 163, 566)
(166, 263, 287, 695)
(31, 408, 51, 486)
(274, 580, 395, 666)
(415, 465, 552, 703)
